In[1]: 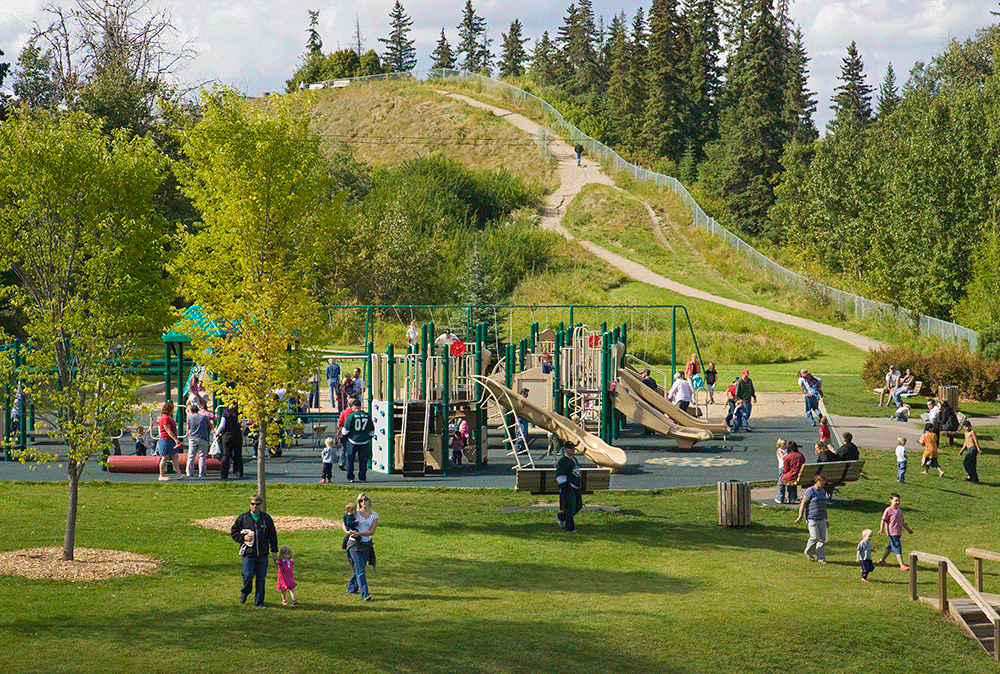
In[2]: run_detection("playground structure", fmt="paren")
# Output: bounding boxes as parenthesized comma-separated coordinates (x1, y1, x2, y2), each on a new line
(5, 304, 724, 477)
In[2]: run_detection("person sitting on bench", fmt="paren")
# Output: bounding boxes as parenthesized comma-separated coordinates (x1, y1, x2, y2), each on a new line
(891, 369, 917, 406)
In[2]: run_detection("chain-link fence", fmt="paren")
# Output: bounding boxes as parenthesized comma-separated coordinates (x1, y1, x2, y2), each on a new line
(309, 69, 979, 352)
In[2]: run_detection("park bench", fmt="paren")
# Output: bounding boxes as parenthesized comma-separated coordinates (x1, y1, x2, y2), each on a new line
(942, 412, 968, 446)
(794, 460, 866, 488)
(873, 380, 923, 399)
(515, 468, 611, 494)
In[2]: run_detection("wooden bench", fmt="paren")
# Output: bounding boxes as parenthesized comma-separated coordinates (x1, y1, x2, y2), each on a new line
(873, 380, 923, 399)
(515, 468, 611, 494)
(942, 412, 967, 446)
(795, 460, 866, 488)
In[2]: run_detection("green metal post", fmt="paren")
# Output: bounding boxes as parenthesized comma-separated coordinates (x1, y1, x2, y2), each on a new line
(519, 337, 526, 371)
(602, 331, 611, 443)
(553, 329, 562, 416)
(442, 346, 450, 475)
(421, 323, 428, 400)
(475, 323, 483, 467)
(164, 341, 172, 403)
(176, 342, 186, 434)
(671, 306, 677, 379)
(366, 341, 374, 411)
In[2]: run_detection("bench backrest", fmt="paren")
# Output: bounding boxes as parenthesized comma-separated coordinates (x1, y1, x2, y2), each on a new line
(796, 460, 866, 487)
(515, 468, 611, 494)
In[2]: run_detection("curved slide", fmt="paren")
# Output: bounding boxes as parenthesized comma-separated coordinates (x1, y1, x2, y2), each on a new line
(613, 378, 713, 450)
(480, 378, 627, 473)
(619, 367, 729, 436)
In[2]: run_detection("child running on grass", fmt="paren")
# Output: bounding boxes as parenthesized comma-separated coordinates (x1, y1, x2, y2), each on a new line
(857, 529, 874, 582)
(877, 493, 914, 571)
(895, 437, 908, 483)
(919, 423, 943, 477)
(276, 545, 298, 605)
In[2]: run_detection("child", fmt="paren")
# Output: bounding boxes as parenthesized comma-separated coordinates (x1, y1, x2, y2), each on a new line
(774, 438, 788, 504)
(132, 424, 151, 456)
(895, 436, 907, 483)
(276, 545, 298, 605)
(450, 430, 465, 466)
(919, 422, 943, 477)
(959, 419, 983, 483)
(857, 529, 874, 582)
(320, 437, 336, 484)
(342, 502, 358, 550)
(877, 493, 914, 570)
(891, 403, 910, 422)
(818, 416, 831, 443)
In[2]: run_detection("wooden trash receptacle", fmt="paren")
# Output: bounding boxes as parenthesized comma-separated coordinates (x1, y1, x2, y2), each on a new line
(718, 480, 751, 527)
(937, 385, 959, 410)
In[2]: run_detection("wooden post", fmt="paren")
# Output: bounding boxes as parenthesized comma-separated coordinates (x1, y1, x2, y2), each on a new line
(938, 560, 948, 614)
(976, 557, 984, 593)
(909, 553, 918, 601)
(994, 618, 1000, 662)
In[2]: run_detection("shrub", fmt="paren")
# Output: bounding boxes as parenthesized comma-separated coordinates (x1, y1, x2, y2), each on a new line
(863, 346, 1000, 401)
(979, 322, 1000, 361)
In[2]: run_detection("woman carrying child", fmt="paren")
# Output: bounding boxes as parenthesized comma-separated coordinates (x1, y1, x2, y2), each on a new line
(342, 492, 378, 601)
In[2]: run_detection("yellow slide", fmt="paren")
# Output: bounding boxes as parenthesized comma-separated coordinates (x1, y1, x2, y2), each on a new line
(480, 377, 628, 473)
(613, 377, 713, 449)
(619, 367, 729, 436)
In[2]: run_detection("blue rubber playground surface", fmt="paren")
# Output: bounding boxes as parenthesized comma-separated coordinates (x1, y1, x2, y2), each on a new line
(0, 400, 821, 490)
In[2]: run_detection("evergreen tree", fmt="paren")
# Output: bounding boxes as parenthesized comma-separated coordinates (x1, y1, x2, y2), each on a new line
(306, 9, 323, 55)
(642, 0, 688, 161)
(458, 242, 501, 348)
(782, 26, 817, 144)
(684, 0, 723, 156)
(709, 0, 786, 234)
(498, 19, 530, 78)
(476, 28, 494, 75)
(457, 0, 488, 72)
(379, 0, 417, 73)
(557, 0, 602, 97)
(431, 28, 457, 70)
(876, 62, 900, 119)
(12, 44, 59, 109)
(357, 50, 384, 77)
(603, 13, 632, 146)
(0, 49, 9, 116)
(529, 31, 561, 87)
(830, 41, 873, 129)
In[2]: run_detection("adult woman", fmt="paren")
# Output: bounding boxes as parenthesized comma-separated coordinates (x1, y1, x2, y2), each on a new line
(217, 404, 244, 480)
(704, 362, 718, 404)
(958, 420, 982, 483)
(779, 442, 805, 503)
(343, 492, 378, 601)
(156, 401, 180, 481)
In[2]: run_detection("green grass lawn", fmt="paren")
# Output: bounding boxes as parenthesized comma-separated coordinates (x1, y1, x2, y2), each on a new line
(4, 454, 1000, 674)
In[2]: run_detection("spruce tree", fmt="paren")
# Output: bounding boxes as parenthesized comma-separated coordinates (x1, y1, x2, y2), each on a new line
(431, 28, 457, 70)
(603, 13, 631, 146)
(830, 41, 873, 129)
(557, 0, 601, 97)
(306, 10, 323, 55)
(876, 63, 899, 119)
(378, 0, 417, 73)
(782, 26, 817, 144)
(458, 242, 501, 349)
(642, 0, 688, 161)
(457, 0, 487, 72)
(476, 29, 494, 75)
(529, 31, 561, 87)
(684, 0, 723, 157)
(498, 19, 530, 77)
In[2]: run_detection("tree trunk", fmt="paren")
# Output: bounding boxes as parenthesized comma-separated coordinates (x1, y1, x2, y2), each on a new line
(63, 460, 79, 561)
(257, 417, 267, 511)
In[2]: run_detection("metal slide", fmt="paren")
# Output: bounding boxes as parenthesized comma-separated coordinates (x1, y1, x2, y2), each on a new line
(477, 377, 627, 473)
(612, 377, 713, 450)
(619, 366, 730, 436)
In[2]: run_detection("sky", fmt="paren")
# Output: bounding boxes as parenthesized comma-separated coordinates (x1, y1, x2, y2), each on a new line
(1, 0, 996, 130)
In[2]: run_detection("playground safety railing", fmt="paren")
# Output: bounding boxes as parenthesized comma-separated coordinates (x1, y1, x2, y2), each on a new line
(312, 69, 979, 352)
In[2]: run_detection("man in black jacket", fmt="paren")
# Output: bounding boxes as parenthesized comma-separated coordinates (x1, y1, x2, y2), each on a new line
(231, 494, 279, 608)
(837, 432, 860, 461)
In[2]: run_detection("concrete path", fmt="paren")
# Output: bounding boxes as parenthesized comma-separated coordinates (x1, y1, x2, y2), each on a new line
(439, 90, 887, 354)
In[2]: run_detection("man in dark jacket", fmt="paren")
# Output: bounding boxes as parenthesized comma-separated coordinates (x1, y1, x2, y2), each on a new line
(231, 494, 279, 608)
(734, 370, 757, 431)
(837, 432, 860, 461)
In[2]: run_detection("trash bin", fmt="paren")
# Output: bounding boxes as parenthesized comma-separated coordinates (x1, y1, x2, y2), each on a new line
(937, 385, 959, 410)
(718, 480, 751, 527)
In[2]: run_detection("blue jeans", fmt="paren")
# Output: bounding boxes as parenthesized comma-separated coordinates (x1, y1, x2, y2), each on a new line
(897, 460, 907, 483)
(347, 544, 371, 599)
(346, 440, 370, 482)
(804, 396, 818, 423)
(328, 380, 338, 408)
(892, 389, 912, 406)
(778, 482, 797, 502)
(741, 401, 753, 426)
(515, 418, 529, 453)
(558, 484, 583, 532)
(805, 519, 827, 562)
(241, 555, 269, 606)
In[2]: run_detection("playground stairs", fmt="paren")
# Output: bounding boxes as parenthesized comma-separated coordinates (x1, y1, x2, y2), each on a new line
(402, 401, 427, 477)
(950, 594, 1000, 657)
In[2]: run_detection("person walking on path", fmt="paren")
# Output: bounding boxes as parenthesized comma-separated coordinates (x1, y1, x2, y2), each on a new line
(574, 143, 584, 166)
(185, 403, 213, 478)
(734, 370, 757, 431)
(556, 441, 583, 533)
(796, 474, 830, 563)
(156, 401, 180, 481)
(231, 493, 279, 608)
(325, 358, 341, 411)
(959, 419, 982, 483)
(343, 399, 374, 483)
(343, 492, 378, 601)
(877, 493, 913, 571)
(217, 404, 244, 480)
(798, 369, 820, 426)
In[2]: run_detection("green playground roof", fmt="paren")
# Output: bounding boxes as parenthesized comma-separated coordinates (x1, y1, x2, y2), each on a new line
(162, 305, 226, 343)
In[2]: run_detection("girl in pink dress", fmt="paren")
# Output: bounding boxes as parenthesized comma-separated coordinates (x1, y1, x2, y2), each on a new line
(276, 545, 298, 605)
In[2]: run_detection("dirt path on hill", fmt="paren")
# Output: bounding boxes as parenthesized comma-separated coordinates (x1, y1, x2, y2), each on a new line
(438, 90, 887, 354)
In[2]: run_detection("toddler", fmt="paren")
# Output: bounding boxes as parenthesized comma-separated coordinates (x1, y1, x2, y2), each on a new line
(320, 437, 336, 484)
(891, 403, 910, 422)
(857, 529, 874, 582)
(919, 422, 943, 477)
(877, 493, 914, 570)
(818, 416, 831, 443)
(276, 545, 298, 605)
(342, 501, 358, 550)
(451, 430, 465, 466)
(132, 424, 151, 456)
(895, 437, 907, 483)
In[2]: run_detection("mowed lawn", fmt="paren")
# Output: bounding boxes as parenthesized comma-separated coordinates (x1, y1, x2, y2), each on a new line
(2, 452, 1000, 674)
